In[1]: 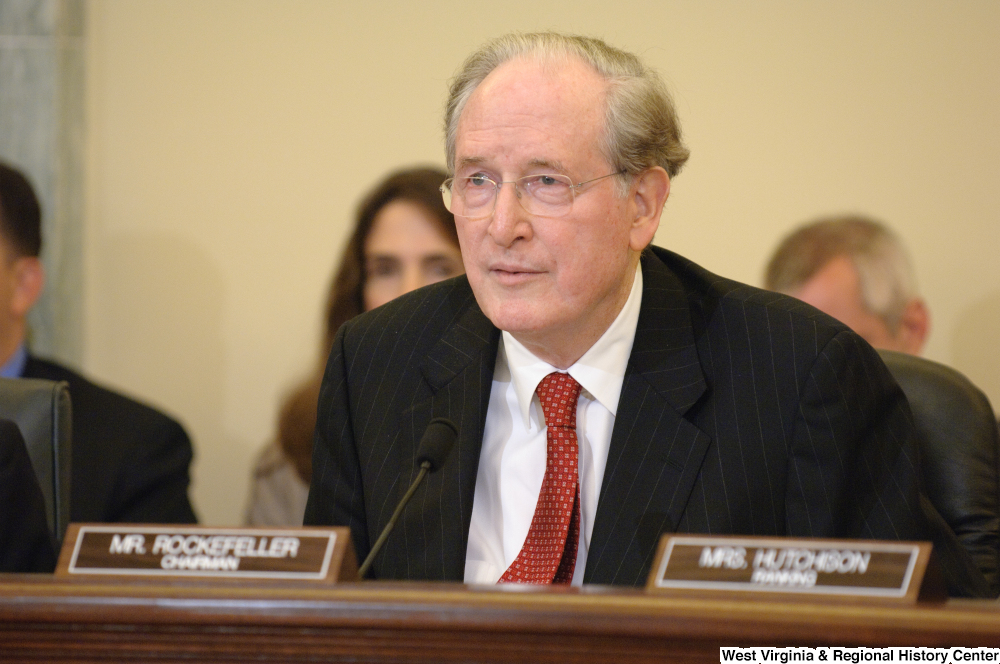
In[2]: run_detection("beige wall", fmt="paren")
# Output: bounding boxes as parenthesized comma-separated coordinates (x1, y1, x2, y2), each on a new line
(83, 0, 1000, 525)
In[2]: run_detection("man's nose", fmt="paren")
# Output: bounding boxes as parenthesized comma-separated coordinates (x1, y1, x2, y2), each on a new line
(488, 182, 531, 246)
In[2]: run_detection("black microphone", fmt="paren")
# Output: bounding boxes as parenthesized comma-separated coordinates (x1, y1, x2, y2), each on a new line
(356, 418, 458, 579)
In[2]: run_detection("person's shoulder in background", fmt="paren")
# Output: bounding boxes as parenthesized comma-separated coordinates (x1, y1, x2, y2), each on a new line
(23, 355, 197, 525)
(245, 374, 316, 527)
(245, 440, 309, 526)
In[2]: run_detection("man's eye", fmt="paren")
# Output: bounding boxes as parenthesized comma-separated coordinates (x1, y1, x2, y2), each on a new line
(468, 175, 491, 187)
(525, 175, 565, 188)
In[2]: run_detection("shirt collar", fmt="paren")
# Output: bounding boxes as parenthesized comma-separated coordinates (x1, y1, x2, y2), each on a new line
(501, 262, 643, 427)
(0, 343, 28, 379)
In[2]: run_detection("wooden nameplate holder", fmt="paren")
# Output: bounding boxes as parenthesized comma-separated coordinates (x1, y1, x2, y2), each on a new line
(55, 524, 358, 583)
(646, 534, 946, 603)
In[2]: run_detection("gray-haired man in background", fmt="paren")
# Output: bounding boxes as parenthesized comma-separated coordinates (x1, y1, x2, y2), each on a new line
(764, 216, 929, 355)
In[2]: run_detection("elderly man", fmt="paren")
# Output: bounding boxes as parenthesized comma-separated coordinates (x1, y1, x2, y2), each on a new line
(764, 216, 930, 355)
(305, 33, 984, 595)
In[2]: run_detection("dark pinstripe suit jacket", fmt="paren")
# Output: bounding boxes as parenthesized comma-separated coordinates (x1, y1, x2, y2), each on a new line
(304, 245, 925, 586)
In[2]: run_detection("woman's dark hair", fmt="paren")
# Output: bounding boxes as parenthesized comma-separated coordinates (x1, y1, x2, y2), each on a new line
(322, 165, 456, 352)
(279, 166, 456, 483)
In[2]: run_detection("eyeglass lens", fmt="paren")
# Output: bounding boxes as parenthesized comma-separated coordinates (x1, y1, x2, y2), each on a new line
(445, 175, 575, 219)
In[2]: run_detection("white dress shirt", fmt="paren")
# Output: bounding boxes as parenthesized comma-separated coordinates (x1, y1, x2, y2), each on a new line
(464, 264, 643, 585)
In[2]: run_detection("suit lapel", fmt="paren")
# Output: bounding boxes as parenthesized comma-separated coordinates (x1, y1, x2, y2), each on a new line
(398, 297, 499, 580)
(585, 250, 712, 585)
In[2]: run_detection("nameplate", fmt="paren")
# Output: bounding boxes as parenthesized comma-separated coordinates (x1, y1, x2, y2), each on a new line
(55, 524, 358, 582)
(646, 535, 943, 602)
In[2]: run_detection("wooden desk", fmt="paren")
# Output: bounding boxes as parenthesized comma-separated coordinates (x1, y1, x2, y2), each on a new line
(1, 575, 998, 662)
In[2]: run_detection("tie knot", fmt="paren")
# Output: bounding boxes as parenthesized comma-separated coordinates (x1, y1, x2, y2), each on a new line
(536, 372, 582, 429)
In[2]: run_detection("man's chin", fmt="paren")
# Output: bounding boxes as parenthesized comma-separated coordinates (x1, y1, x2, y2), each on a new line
(481, 303, 551, 338)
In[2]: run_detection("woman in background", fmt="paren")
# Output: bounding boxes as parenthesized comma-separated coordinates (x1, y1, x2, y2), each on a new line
(245, 166, 462, 525)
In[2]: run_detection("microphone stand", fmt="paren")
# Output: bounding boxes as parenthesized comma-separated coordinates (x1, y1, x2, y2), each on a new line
(357, 459, 434, 579)
(355, 417, 456, 579)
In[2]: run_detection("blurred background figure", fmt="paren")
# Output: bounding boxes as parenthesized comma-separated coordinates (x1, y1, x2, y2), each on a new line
(245, 166, 463, 526)
(764, 215, 930, 355)
(0, 161, 197, 525)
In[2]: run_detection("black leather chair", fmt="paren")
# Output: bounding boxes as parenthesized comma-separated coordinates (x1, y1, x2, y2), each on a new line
(0, 377, 72, 550)
(879, 350, 1000, 597)
(0, 418, 57, 572)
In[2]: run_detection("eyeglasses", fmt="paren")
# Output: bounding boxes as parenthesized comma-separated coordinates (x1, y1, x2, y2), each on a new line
(440, 170, 625, 220)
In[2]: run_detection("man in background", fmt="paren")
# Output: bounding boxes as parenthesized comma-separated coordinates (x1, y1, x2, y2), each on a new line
(767, 215, 1000, 593)
(0, 160, 197, 525)
(764, 215, 929, 355)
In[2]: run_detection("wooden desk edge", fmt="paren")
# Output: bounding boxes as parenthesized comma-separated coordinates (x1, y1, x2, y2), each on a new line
(1, 574, 998, 643)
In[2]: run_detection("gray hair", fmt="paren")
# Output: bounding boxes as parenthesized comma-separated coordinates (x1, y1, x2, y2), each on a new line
(764, 216, 919, 332)
(443, 32, 690, 194)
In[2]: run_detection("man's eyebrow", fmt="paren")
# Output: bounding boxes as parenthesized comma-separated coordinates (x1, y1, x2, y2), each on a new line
(526, 158, 567, 172)
(455, 157, 568, 173)
(455, 157, 486, 170)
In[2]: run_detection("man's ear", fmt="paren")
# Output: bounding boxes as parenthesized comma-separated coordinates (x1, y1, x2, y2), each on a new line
(12, 256, 45, 317)
(895, 297, 930, 355)
(628, 166, 670, 252)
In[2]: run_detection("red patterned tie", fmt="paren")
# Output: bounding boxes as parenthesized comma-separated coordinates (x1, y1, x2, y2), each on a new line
(499, 372, 583, 584)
